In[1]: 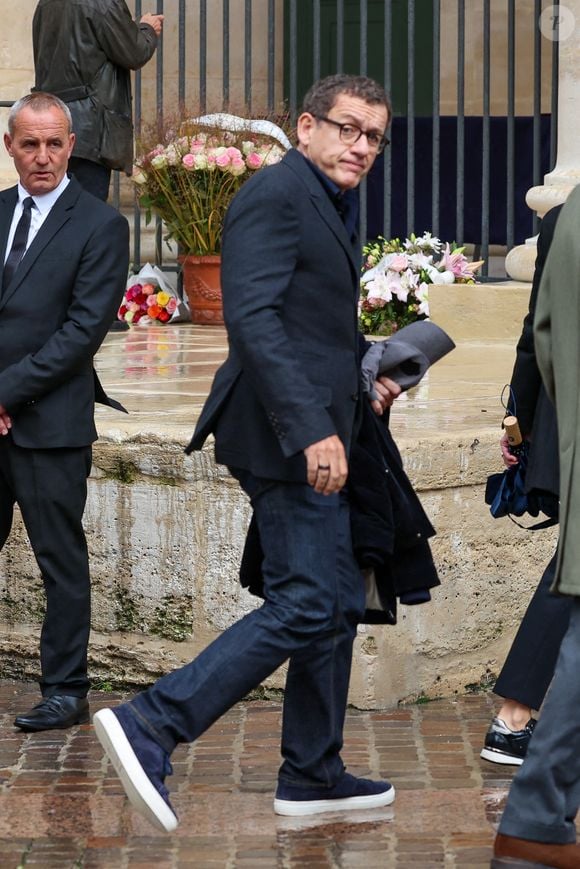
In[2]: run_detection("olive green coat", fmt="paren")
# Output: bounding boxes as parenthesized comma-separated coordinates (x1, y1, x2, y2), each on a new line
(534, 184, 580, 597)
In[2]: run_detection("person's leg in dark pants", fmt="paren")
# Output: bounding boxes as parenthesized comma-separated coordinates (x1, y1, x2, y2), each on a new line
(6, 441, 93, 697)
(68, 156, 111, 202)
(279, 491, 364, 786)
(0, 437, 16, 549)
(494, 551, 572, 709)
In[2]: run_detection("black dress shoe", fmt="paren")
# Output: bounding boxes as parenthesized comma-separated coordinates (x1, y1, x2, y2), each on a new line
(14, 695, 89, 732)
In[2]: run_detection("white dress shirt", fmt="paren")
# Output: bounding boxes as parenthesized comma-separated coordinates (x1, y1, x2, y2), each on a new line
(4, 174, 71, 264)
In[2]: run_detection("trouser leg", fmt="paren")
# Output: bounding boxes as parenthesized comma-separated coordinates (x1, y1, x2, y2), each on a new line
(498, 600, 580, 844)
(0, 438, 15, 549)
(494, 551, 572, 709)
(279, 492, 364, 785)
(7, 442, 92, 697)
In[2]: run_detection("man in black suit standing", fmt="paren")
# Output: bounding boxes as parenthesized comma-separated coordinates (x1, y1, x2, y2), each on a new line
(0, 92, 129, 731)
(94, 74, 397, 832)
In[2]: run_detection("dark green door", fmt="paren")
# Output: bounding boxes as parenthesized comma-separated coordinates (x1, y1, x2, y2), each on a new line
(284, 1, 434, 116)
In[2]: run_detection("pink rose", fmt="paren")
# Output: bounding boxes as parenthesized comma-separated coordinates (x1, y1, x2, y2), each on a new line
(215, 152, 231, 168)
(389, 254, 409, 273)
(246, 151, 264, 170)
(182, 153, 195, 169)
(230, 157, 246, 176)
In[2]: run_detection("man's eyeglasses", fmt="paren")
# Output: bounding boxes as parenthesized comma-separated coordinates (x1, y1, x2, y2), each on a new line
(313, 115, 390, 154)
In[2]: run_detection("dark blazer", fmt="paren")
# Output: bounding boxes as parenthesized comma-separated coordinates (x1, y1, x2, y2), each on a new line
(510, 204, 561, 498)
(188, 149, 362, 481)
(0, 177, 129, 448)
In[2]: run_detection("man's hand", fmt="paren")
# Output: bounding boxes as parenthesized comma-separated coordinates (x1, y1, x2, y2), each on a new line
(500, 432, 520, 468)
(0, 404, 12, 436)
(141, 13, 164, 35)
(370, 375, 402, 416)
(304, 435, 348, 495)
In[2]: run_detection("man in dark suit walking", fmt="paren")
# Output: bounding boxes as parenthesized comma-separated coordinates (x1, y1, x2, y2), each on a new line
(0, 92, 129, 731)
(94, 74, 397, 832)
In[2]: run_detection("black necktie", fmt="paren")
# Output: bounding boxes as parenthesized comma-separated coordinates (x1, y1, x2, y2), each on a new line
(2, 196, 34, 293)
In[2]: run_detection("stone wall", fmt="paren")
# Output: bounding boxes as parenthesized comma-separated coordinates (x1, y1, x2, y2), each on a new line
(0, 425, 556, 709)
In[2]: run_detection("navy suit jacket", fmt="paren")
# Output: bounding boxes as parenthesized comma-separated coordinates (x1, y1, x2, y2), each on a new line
(188, 148, 362, 482)
(0, 176, 129, 449)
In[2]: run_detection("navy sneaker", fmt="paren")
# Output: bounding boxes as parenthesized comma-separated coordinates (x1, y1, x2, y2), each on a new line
(480, 716, 536, 766)
(274, 772, 395, 816)
(93, 705, 178, 832)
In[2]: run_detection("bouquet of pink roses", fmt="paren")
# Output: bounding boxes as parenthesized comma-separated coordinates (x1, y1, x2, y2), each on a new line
(133, 119, 288, 256)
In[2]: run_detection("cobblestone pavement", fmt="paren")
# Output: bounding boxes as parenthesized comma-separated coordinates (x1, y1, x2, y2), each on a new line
(0, 680, 519, 868)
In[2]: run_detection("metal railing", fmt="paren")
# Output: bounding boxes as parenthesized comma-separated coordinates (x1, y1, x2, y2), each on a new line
(6, 1, 560, 277)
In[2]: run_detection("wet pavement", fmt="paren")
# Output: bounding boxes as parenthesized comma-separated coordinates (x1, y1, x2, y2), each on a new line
(1, 320, 525, 865)
(93, 323, 517, 445)
(0, 679, 514, 868)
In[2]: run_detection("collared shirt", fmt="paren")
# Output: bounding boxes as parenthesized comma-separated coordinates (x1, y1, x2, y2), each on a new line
(4, 174, 70, 264)
(301, 154, 359, 243)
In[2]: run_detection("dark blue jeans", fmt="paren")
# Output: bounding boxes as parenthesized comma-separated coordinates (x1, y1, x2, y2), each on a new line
(130, 473, 366, 786)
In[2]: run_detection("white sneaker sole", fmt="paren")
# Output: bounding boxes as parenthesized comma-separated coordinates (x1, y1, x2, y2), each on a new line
(93, 708, 178, 833)
(480, 747, 524, 766)
(274, 785, 395, 817)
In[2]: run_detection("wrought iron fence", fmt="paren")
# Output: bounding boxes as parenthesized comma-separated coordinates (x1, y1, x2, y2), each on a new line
(7, 1, 560, 277)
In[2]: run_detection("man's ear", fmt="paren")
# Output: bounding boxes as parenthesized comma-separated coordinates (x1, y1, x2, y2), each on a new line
(296, 112, 315, 148)
(67, 132, 76, 158)
(4, 133, 13, 156)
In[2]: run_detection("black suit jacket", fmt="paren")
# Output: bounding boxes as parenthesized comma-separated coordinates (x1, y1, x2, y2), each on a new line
(188, 149, 362, 482)
(0, 177, 129, 448)
(510, 204, 562, 498)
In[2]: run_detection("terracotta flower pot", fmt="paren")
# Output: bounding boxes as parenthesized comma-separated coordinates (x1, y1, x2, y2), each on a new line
(179, 254, 223, 325)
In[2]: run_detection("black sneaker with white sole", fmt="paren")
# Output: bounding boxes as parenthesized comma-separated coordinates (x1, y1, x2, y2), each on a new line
(480, 716, 536, 766)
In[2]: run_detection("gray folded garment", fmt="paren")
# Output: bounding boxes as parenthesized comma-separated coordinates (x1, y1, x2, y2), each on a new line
(361, 320, 456, 398)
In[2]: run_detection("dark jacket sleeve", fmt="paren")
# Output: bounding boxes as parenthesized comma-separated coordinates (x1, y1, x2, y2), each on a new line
(93, 0, 158, 71)
(509, 204, 562, 434)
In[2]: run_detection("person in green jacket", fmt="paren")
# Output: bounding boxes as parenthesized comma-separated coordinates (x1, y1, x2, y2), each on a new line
(493, 185, 580, 868)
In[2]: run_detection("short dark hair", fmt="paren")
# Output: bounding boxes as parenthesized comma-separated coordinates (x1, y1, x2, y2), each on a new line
(301, 74, 391, 119)
(8, 92, 73, 136)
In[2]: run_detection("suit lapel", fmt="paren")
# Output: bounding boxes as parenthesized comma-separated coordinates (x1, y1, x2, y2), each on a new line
(0, 186, 18, 275)
(283, 150, 359, 279)
(0, 178, 82, 312)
